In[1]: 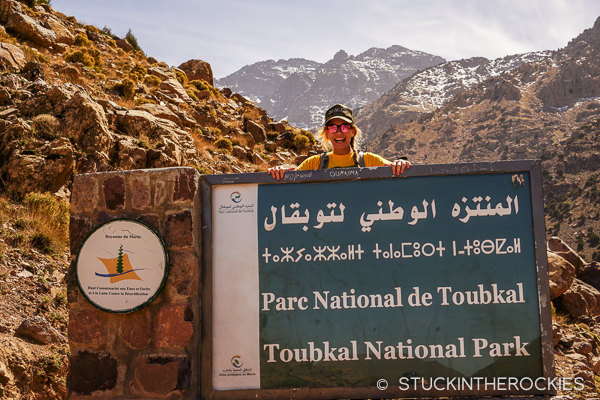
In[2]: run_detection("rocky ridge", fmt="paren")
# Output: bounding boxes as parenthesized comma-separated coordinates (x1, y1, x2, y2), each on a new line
(216, 45, 445, 130)
(355, 51, 553, 142)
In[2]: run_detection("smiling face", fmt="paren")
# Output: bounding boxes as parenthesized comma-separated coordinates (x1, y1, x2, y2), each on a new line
(325, 118, 356, 155)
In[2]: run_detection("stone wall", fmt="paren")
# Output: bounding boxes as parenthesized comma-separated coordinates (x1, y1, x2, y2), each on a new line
(67, 167, 201, 398)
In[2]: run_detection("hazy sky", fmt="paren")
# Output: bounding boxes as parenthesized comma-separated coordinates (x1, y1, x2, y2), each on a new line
(51, 0, 600, 79)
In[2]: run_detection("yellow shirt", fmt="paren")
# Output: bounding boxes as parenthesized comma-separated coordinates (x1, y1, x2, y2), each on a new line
(297, 152, 390, 170)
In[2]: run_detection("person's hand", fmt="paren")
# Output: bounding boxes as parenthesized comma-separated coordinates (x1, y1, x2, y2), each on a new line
(267, 166, 296, 181)
(391, 159, 411, 176)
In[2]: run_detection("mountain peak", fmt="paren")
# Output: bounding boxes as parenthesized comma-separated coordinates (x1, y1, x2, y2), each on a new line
(567, 15, 600, 52)
(332, 49, 350, 61)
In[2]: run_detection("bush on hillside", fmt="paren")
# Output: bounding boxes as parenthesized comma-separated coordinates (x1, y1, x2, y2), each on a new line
(125, 28, 142, 52)
(214, 138, 232, 152)
(32, 114, 59, 140)
(73, 33, 90, 47)
(64, 49, 93, 67)
(112, 78, 135, 99)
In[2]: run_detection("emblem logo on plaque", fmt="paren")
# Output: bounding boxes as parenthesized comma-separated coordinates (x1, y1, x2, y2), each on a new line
(76, 219, 169, 313)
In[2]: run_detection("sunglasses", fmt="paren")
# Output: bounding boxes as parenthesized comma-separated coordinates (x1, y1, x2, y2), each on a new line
(326, 124, 353, 133)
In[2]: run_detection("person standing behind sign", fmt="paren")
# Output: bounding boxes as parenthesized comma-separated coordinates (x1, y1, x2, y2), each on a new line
(267, 104, 411, 180)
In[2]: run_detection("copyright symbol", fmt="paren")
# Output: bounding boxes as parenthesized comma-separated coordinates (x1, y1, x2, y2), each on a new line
(377, 379, 388, 390)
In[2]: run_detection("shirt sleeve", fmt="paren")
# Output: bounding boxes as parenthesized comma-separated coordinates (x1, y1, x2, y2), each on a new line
(297, 155, 321, 170)
(363, 152, 391, 167)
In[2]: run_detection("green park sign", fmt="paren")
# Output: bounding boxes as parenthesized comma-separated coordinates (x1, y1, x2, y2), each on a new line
(200, 160, 554, 399)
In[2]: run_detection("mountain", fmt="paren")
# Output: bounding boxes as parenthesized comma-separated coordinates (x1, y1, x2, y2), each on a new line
(365, 16, 600, 264)
(216, 46, 445, 130)
(355, 51, 553, 141)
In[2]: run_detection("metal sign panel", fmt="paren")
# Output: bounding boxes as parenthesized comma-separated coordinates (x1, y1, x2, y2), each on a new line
(76, 219, 169, 313)
(200, 160, 553, 399)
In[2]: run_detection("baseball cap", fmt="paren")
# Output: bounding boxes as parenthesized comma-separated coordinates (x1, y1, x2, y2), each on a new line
(324, 104, 354, 125)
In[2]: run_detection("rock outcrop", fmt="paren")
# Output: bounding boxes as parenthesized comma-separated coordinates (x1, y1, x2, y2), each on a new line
(179, 59, 213, 85)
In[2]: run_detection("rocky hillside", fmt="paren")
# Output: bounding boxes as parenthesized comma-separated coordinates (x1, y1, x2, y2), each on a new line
(0, 0, 319, 398)
(216, 45, 445, 130)
(366, 16, 600, 265)
(355, 50, 553, 142)
(0, 1, 320, 202)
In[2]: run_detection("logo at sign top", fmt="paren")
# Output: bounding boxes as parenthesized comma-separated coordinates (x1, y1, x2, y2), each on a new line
(231, 191, 242, 203)
(231, 355, 243, 368)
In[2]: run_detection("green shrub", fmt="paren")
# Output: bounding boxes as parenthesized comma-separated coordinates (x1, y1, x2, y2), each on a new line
(143, 75, 161, 87)
(294, 133, 311, 150)
(125, 28, 142, 52)
(101, 26, 113, 36)
(300, 130, 316, 145)
(112, 78, 135, 99)
(189, 80, 210, 91)
(214, 138, 232, 152)
(64, 49, 94, 67)
(132, 63, 147, 77)
(73, 33, 90, 47)
(175, 70, 187, 85)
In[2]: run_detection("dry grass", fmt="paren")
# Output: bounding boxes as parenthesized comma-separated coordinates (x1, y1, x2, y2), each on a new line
(31, 114, 60, 140)
(0, 192, 70, 255)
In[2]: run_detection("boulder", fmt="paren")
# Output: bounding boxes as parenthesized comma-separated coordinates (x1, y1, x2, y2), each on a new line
(16, 316, 66, 344)
(40, 15, 74, 45)
(0, 87, 13, 105)
(116, 109, 179, 138)
(6, 12, 57, 47)
(0, 42, 25, 71)
(245, 119, 267, 143)
(0, 0, 22, 23)
(147, 66, 176, 81)
(548, 251, 576, 300)
(579, 261, 600, 291)
(231, 145, 248, 161)
(134, 103, 182, 127)
(178, 59, 213, 86)
(0, 137, 75, 196)
(548, 237, 587, 275)
(573, 340, 593, 355)
(61, 91, 113, 155)
(117, 137, 147, 170)
(167, 104, 197, 127)
(159, 78, 191, 102)
(557, 279, 600, 317)
(114, 37, 132, 52)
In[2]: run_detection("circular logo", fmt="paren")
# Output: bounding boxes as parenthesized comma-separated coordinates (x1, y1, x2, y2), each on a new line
(231, 355, 243, 368)
(75, 219, 169, 313)
(377, 379, 388, 390)
(230, 191, 242, 203)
